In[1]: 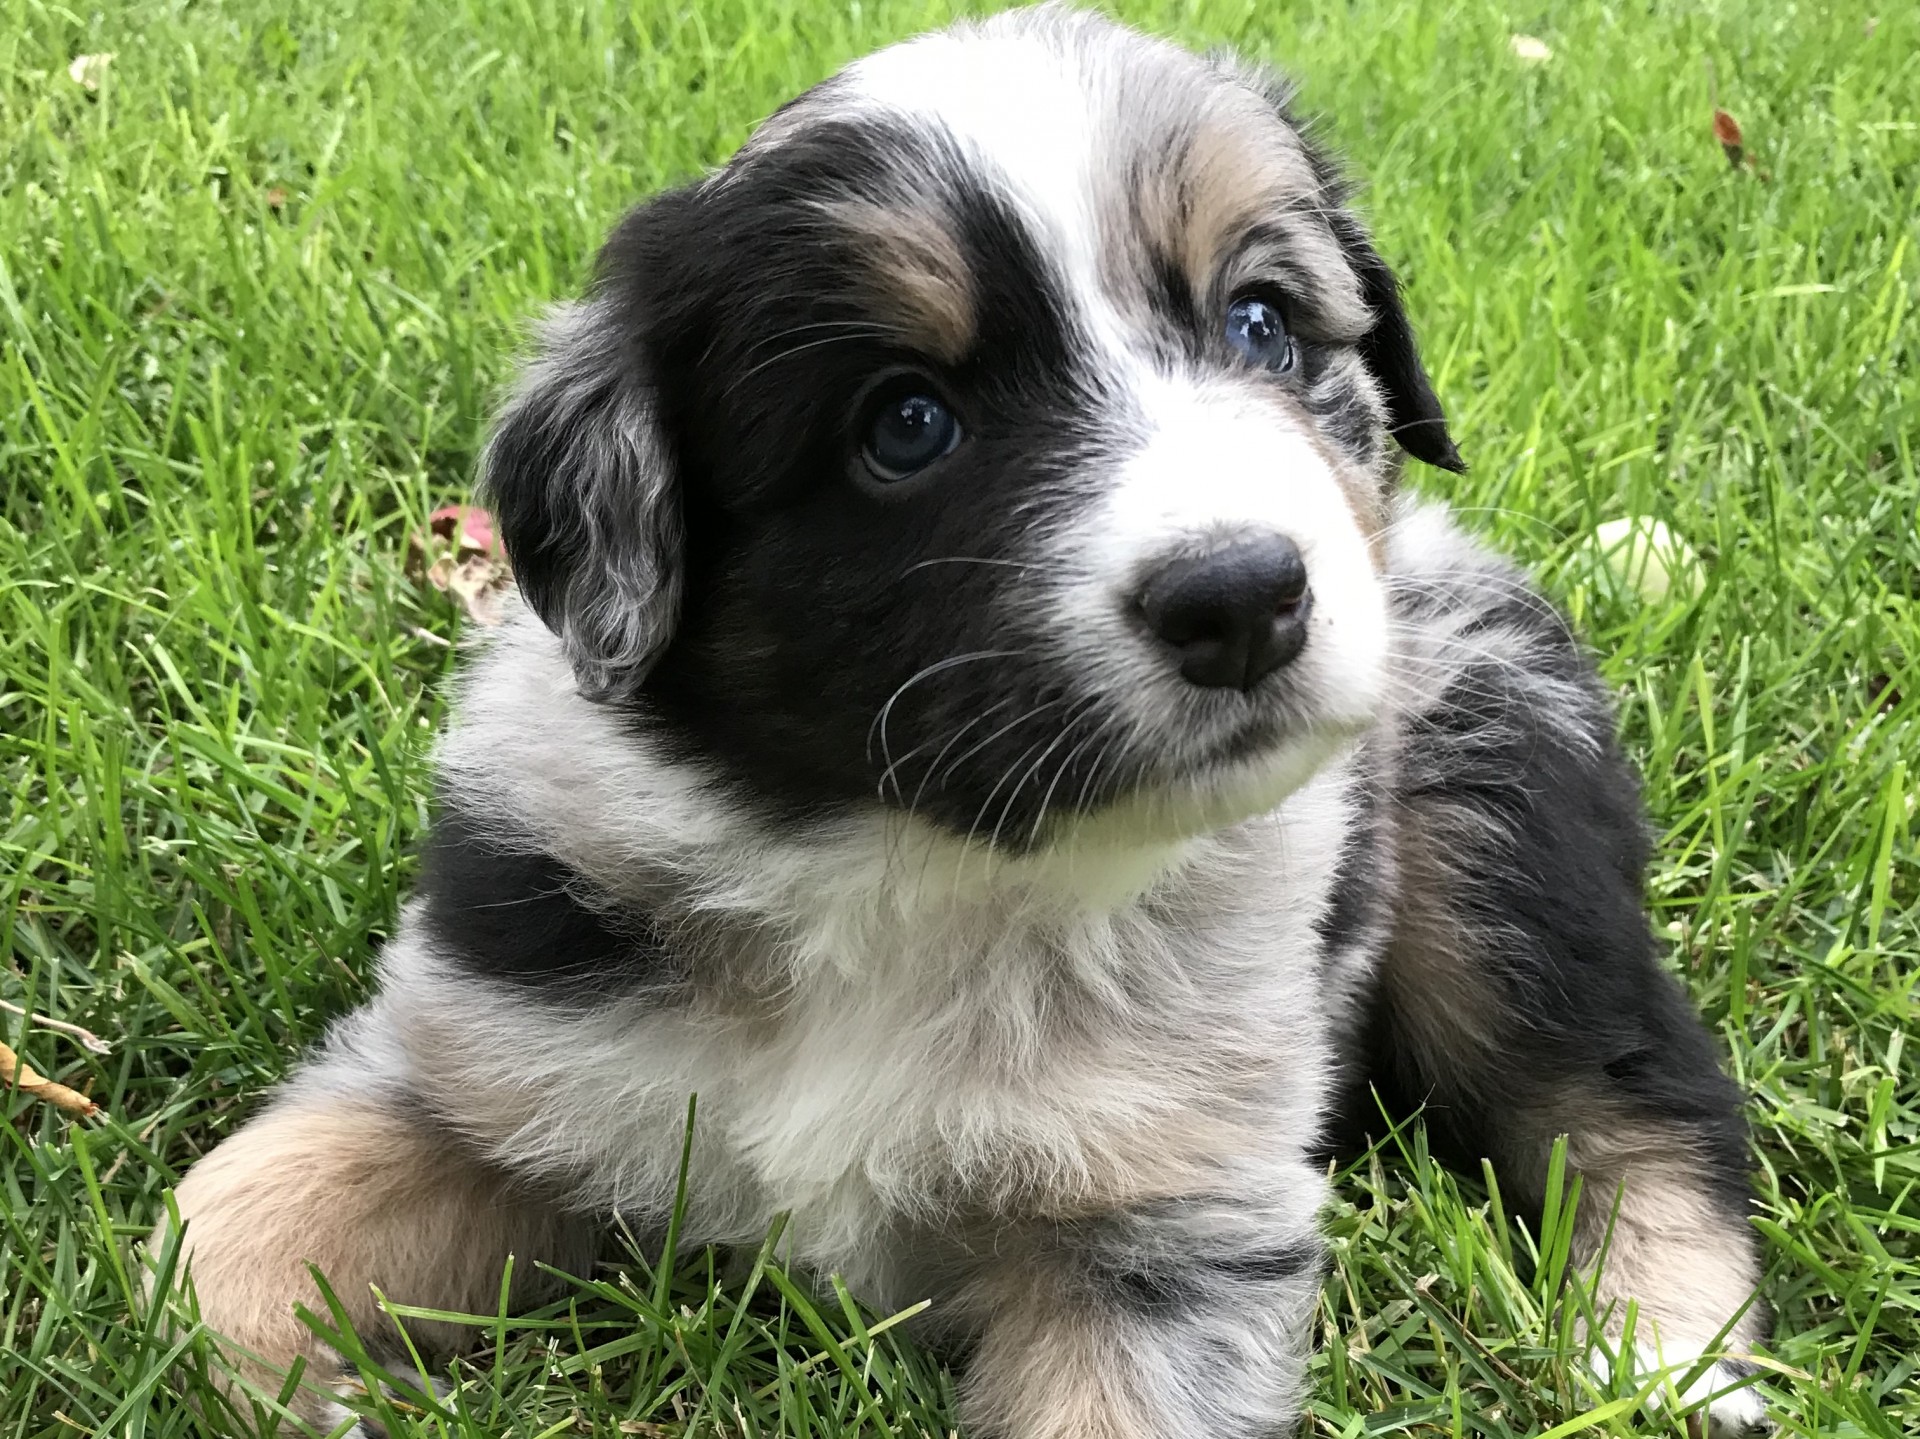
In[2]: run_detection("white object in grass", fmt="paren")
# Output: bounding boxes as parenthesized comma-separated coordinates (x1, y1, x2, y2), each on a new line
(67, 53, 115, 92)
(1591, 516, 1704, 604)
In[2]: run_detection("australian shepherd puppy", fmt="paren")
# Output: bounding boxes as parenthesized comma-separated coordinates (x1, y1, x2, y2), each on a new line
(156, 7, 1772, 1436)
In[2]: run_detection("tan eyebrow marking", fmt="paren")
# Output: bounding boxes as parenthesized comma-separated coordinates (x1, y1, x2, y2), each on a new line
(818, 198, 977, 363)
(1104, 85, 1371, 343)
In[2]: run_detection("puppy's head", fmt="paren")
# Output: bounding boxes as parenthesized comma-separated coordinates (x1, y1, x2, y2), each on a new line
(485, 6, 1461, 851)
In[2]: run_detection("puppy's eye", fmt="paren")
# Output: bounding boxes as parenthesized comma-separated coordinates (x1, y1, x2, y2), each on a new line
(860, 382, 962, 482)
(1225, 295, 1296, 373)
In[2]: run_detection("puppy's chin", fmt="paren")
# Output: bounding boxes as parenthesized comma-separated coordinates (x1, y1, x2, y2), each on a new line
(1049, 716, 1375, 853)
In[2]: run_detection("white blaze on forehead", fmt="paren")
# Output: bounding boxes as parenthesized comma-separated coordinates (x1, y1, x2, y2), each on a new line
(845, 28, 1101, 254)
(842, 24, 1142, 363)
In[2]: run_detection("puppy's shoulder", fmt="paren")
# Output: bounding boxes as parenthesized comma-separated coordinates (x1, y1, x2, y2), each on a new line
(389, 599, 698, 1000)
(1379, 494, 1650, 895)
(1382, 495, 1614, 746)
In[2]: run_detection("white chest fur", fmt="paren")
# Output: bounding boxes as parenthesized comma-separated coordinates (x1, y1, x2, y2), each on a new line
(349, 616, 1359, 1287)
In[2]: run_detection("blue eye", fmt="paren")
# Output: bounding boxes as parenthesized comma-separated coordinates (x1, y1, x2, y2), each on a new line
(861, 384, 962, 482)
(1225, 295, 1296, 372)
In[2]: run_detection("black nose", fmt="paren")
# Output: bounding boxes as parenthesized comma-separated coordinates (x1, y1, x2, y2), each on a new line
(1138, 536, 1312, 691)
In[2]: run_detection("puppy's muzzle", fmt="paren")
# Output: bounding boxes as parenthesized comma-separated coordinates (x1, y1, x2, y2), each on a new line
(1138, 534, 1313, 691)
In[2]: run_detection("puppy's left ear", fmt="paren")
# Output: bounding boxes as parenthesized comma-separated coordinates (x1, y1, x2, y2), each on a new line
(1236, 61, 1466, 475)
(483, 298, 683, 700)
(1327, 210, 1466, 475)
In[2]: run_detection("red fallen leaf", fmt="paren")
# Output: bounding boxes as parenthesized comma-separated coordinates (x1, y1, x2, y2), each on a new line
(1713, 107, 1745, 168)
(409, 503, 512, 627)
(428, 503, 503, 557)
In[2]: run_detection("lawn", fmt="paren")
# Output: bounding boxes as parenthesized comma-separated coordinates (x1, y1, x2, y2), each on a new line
(3, 0, 1917, 1434)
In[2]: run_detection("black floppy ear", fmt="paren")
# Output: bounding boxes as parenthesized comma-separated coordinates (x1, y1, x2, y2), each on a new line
(1327, 211, 1466, 474)
(482, 297, 682, 700)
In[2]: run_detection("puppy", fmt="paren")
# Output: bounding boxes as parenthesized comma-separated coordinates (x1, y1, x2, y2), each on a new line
(154, 7, 1772, 1436)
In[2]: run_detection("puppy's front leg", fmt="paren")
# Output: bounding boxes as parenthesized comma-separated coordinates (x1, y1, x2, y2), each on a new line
(152, 1082, 595, 1428)
(958, 1186, 1325, 1439)
(1379, 739, 1770, 1429)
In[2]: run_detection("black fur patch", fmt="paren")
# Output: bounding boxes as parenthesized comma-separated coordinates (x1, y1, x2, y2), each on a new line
(589, 114, 1137, 843)
(1064, 1199, 1327, 1316)
(1144, 242, 1200, 342)
(1094, 1239, 1324, 1313)
(418, 798, 677, 999)
(1315, 752, 1388, 956)
(1342, 572, 1753, 1222)
(1330, 213, 1464, 474)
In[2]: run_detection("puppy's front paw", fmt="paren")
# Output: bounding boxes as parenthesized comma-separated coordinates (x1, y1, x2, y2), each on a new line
(1597, 1344, 1772, 1438)
(1681, 1357, 1772, 1439)
(322, 1369, 455, 1439)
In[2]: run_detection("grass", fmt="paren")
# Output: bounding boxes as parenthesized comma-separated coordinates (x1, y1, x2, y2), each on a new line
(2, 0, 1916, 1434)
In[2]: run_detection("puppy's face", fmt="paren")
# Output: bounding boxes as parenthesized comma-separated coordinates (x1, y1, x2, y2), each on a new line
(487, 8, 1461, 850)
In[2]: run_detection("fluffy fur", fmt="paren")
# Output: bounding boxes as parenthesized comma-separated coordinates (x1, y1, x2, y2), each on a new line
(154, 8, 1773, 1436)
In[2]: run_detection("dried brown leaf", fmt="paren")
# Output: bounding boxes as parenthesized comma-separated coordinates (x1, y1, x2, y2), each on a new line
(426, 552, 510, 626)
(0, 1040, 102, 1118)
(1713, 107, 1746, 168)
